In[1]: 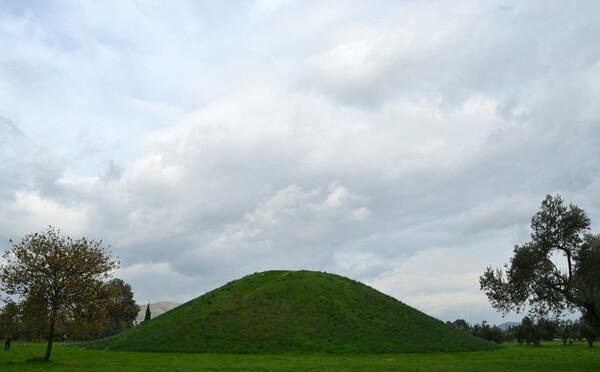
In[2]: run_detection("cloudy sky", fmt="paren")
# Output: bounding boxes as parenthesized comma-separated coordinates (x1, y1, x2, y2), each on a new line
(1, 0, 599, 325)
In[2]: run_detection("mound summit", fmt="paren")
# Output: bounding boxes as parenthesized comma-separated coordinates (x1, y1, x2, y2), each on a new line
(89, 270, 496, 353)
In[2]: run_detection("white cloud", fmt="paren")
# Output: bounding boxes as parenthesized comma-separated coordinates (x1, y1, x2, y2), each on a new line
(1, 0, 600, 325)
(117, 262, 200, 303)
(0, 191, 88, 238)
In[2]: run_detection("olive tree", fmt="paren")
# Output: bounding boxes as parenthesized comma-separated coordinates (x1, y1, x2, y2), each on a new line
(0, 226, 118, 361)
(479, 195, 600, 346)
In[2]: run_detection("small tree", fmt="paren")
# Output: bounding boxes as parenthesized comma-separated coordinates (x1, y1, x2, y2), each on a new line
(557, 319, 577, 345)
(516, 317, 542, 346)
(144, 303, 151, 322)
(451, 318, 470, 331)
(0, 226, 118, 361)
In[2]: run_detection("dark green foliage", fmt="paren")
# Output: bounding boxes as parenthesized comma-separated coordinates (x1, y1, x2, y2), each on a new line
(0, 300, 21, 339)
(557, 319, 577, 345)
(1, 279, 137, 343)
(87, 270, 497, 353)
(100, 279, 139, 337)
(144, 303, 151, 322)
(449, 319, 515, 344)
(471, 322, 504, 344)
(480, 195, 600, 343)
(513, 317, 558, 346)
(450, 318, 470, 331)
(580, 312, 600, 348)
(0, 296, 48, 342)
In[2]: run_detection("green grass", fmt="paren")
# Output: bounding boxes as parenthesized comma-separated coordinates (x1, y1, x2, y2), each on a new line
(1, 342, 600, 371)
(86, 270, 495, 353)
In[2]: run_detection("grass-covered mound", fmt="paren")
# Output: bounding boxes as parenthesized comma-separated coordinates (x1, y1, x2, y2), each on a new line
(87, 270, 497, 353)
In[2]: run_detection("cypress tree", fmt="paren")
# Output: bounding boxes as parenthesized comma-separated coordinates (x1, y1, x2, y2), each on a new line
(144, 303, 151, 322)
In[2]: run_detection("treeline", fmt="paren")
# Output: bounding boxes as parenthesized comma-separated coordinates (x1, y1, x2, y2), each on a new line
(448, 316, 599, 346)
(0, 278, 138, 342)
(446, 319, 504, 343)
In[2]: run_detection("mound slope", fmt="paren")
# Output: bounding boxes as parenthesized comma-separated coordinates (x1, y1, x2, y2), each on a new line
(88, 270, 496, 353)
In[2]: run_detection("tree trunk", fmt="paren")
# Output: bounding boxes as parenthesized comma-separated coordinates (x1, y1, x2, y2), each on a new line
(44, 315, 56, 361)
(44, 337, 54, 361)
(586, 337, 594, 348)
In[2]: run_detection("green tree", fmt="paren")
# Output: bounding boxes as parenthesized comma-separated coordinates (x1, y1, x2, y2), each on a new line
(0, 300, 21, 340)
(580, 312, 600, 348)
(19, 290, 48, 341)
(0, 226, 118, 361)
(470, 322, 504, 344)
(573, 233, 600, 344)
(101, 278, 138, 337)
(557, 319, 577, 345)
(450, 318, 470, 331)
(515, 316, 542, 346)
(144, 303, 151, 322)
(479, 195, 600, 346)
(512, 316, 557, 346)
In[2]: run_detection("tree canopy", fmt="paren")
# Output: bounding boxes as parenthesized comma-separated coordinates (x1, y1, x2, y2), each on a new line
(479, 195, 600, 345)
(102, 278, 139, 337)
(0, 226, 119, 361)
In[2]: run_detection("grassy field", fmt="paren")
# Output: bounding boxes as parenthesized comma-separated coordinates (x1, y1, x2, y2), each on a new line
(1, 341, 599, 371)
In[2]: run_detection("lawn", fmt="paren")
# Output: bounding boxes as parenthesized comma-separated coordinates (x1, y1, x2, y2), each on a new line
(1, 341, 599, 371)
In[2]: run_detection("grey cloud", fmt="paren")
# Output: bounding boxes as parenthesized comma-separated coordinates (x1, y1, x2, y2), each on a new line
(100, 160, 124, 182)
(0, 121, 68, 203)
(300, 1, 600, 110)
(0, 116, 26, 199)
(0, 115, 25, 142)
(1, 1, 600, 324)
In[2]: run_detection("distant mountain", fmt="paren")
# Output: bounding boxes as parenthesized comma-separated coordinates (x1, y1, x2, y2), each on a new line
(498, 322, 520, 331)
(136, 301, 182, 324)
